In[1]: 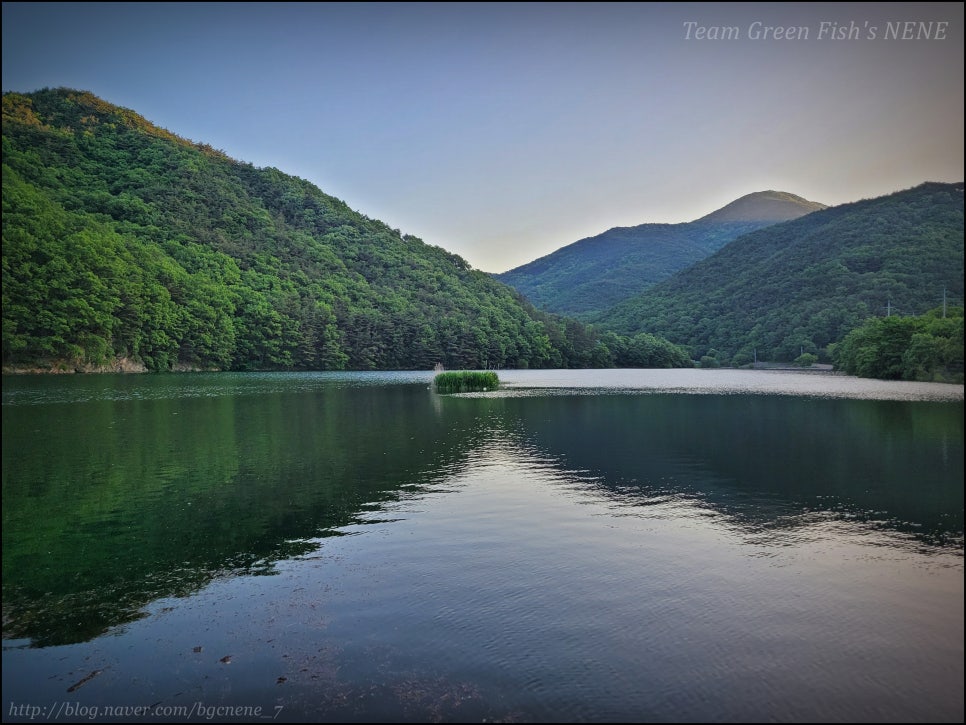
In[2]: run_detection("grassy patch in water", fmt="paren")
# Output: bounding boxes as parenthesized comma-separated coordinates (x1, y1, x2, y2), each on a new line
(434, 371, 500, 394)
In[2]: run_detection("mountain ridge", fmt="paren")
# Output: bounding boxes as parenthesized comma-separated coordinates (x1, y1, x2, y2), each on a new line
(495, 190, 825, 318)
(593, 181, 964, 363)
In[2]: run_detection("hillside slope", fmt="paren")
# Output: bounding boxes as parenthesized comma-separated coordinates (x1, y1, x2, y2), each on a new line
(495, 191, 825, 318)
(594, 182, 964, 363)
(2, 88, 662, 372)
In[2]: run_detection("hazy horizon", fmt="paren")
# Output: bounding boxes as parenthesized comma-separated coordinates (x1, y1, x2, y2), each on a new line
(3, 2, 963, 272)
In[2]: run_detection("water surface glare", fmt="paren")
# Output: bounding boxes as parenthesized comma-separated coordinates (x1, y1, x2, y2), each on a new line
(2, 370, 962, 722)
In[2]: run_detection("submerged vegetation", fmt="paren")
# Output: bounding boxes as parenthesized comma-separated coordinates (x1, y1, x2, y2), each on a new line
(434, 370, 500, 393)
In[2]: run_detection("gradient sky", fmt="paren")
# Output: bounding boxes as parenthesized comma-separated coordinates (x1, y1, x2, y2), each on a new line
(3, 2, 963, 272)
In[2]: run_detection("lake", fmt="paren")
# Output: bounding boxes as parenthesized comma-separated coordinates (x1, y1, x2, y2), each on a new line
(2, 369, 963, 722)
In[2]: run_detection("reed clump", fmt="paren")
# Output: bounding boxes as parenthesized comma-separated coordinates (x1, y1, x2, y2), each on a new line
(434, 371, 500, 393)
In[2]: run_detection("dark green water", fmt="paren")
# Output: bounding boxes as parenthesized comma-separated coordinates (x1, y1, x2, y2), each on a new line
(2, 371, 963, 722)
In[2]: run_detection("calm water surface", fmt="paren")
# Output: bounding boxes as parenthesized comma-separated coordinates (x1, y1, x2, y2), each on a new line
(2, 370, 963, 722)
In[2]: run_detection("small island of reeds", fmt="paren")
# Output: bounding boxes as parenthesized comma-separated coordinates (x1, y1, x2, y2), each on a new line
(434, 371, 500, 394)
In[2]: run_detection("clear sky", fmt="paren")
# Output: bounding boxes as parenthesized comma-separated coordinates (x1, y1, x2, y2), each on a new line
(3, 2, 963, 272)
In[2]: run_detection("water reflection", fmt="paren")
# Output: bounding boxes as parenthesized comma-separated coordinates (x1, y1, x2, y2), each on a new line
(2, 380, 467, 646)
(2, 373, 963, 722)
(464, 393, 964, 551)
(2, 375, 962, 653)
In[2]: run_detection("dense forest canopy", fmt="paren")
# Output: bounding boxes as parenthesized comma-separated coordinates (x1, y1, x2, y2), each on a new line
(831, 307, 963, 382)
(593, 182, 965, 366)
(2, 88, 692, 372)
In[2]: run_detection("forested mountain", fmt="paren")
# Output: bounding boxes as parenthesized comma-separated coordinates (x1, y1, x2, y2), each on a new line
(495, 191, 825, 318)
(1, 88, 690, 372)
(594, 182, 965, 364)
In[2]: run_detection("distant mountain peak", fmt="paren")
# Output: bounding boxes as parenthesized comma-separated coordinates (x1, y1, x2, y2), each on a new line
(696, 190, 826, 223)
(595, 181, 964, 363)
(496, 189, 828, 318)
